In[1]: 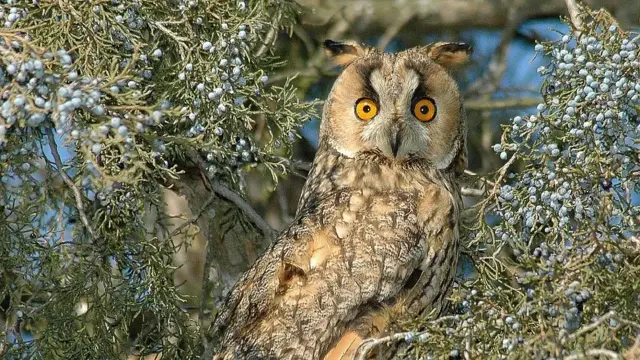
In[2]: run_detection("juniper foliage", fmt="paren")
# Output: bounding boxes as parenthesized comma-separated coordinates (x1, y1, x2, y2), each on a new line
(0, 0, 313, 359)
(385, 6, 640, 360)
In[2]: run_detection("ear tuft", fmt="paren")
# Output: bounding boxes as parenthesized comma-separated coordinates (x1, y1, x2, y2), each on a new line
(426, 42, 473, 68)
(323, 39, 365, 67)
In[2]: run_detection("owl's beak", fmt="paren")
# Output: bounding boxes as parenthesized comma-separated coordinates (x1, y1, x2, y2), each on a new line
(389, 128, 402, 157)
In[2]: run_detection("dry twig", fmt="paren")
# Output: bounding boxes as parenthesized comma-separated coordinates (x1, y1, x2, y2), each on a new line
(353, 316, 459, 360)
(151, 21, 190, 57)
(564, 349, 621, 360)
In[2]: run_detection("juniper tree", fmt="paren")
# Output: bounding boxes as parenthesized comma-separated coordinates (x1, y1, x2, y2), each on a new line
(1, 1, 639, 360)
(0, 0, 313, 358)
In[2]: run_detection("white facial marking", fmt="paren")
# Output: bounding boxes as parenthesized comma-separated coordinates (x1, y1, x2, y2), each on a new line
(361, 68, 436, 158)
(335, 145, 356, 158)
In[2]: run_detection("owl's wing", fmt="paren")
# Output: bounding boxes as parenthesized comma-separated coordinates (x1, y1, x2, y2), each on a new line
(212, 188, 431, 360)
(209, 226, 299, 348)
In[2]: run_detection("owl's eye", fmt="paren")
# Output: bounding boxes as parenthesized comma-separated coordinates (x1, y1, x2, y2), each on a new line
(354, 98, 378, 121)
(412, 97, 437, 122)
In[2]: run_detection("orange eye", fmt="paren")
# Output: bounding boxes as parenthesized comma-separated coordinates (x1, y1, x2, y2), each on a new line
(354, 98, 378, 121)
(412, 97, 437, 122)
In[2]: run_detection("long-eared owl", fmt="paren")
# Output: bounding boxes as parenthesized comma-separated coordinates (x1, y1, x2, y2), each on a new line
(212, 39, 472, 360)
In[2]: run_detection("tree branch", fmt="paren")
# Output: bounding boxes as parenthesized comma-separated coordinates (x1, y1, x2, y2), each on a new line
(298, 0, 638, 31)
(169, 195, 216, 238)
(465, 97, 542, 110)
(151, 21, 190, 58)
(45, 127, 96, 240)
(377, 11, 413, 50)
(199, 200, 218, 360)
(564, 349, 621, 360)
(565, 0, 585, 36)
(255, 9, 282, 57)
(464, 169, 496, 188)
(188, 150, 278, 241)
(461, 187, 486, 197)
(466, 3, 527, 97)
(209, 181, 278, 241)
(353, 315, 459, 360)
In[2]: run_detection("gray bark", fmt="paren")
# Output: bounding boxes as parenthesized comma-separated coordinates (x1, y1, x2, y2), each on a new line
(299, 0, 639, 33)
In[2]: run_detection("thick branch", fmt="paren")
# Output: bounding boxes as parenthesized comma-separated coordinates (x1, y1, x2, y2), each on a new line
(299, 0, 638, 31)
(565, 0, 585, 34)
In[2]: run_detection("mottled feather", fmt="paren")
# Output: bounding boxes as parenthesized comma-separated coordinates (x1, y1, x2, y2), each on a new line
(212, 40, 470, 360)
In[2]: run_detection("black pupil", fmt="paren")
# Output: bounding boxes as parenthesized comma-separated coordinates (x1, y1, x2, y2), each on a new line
(363, 105, 371, 113)
(420, 105, 429, 115)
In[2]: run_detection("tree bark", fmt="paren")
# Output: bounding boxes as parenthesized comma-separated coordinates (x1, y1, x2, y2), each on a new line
(299, 0, 638, 32)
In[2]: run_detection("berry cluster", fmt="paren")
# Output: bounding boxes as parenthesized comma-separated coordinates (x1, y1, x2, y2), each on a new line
(404, 10, 639, 360)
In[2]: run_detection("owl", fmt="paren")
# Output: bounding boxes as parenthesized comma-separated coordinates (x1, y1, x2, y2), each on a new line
(211, 39, 471, 360)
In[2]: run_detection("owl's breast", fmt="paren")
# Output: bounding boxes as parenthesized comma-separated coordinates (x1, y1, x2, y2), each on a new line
(301, 184, 449, 295)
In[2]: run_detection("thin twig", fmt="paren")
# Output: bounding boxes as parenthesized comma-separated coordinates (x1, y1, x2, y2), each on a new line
(484, 151, 518, 206)
(464, 331, 472, 360)
(271, 156, 312, 173)
(461, 187, 485, 197)
(189, 150, 277, 241)
(151, 21, 190, 58)
(354, 331, 419, 360)
(564, 348, 621, 360)
(464, 169, 496, 188)
(255, 9, 281, 57)
(169, 195, 216, 237)
(569, 311, 616, 340)
(261, 156, 310, 180)
(354, 315, 459, 360)
(566, 310, 640, 348)
(46, 127, 96, 239)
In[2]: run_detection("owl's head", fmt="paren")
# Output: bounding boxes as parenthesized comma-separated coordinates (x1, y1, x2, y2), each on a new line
(320, 40, 472, 173)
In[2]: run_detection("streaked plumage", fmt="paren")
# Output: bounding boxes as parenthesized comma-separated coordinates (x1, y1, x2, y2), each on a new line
(212, 39, 471, 360)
